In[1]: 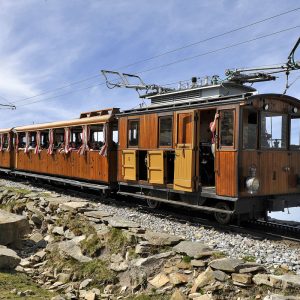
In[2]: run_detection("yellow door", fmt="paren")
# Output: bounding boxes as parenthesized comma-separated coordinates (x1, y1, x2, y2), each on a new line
(147, 150, 164, 184)
(122, 150, 136, 180)
(174, 149, 195, 191)
(173, 110, 198, 192)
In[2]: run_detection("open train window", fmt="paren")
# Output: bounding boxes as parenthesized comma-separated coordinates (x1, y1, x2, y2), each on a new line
(260, 112, 287, 149)
(242, 109, 257, 149)
(90, 125, 104, 150)
(41, 131, 49, 149)
(18, 132, 26, 148)
(2, 134, 8, 149)
(290, 117, 300, 149)
(112, 122, 118, 148)
(70, 126, 82, 149)
(220, 110, 234, 147)
(29, 132, 36, 149)
(128, 119, 139, 147)
(159, 116, 173, 147)
(54, 129, 64, 148)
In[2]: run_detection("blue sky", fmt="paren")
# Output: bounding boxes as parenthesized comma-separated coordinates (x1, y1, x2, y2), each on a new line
(0, 0, 299, 127)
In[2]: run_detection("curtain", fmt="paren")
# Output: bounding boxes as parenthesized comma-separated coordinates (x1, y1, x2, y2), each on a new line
(99, 123, 108, 157)
(24, 132, 30, 153)
(0, 134, 3, 152)
(6, 134, 11, 152)
(64, 128, 71, 154)
(34, 131, 41, 155)
(78, 125, 90, 155)
(47, 129, 54, 155)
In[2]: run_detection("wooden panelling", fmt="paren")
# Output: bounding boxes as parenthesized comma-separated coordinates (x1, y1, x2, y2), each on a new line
(118, 117, 128, 149)
(215, 151, 237, 197)
(176, 113, 193, 147)
(0, 151, 11, 168)
(140, 114, 158, 149)
(240, 151, 300, 196)
(15, 149, 117, 183)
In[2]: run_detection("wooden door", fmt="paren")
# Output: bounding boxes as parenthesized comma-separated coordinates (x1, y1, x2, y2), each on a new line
(173, 111, 197, 192)
(215, 109, 238, 197)
(122, 150, 137, 181)
(147, 150, 164, 184)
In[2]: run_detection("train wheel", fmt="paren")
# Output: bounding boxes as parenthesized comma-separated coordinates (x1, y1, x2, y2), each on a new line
(214, 202, 231, 224)
(146, 199, 161, 209)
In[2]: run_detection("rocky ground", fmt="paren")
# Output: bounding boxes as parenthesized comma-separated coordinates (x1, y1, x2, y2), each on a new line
(0, 177, 299, 299)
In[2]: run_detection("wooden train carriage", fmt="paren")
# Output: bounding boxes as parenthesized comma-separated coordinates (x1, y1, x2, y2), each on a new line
(116, 82, 300, 223)
(12, 108, 119, 185)
(0, 129, 13, 169)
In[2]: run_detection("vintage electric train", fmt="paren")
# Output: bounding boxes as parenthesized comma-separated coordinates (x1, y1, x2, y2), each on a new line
(1, 76, 300, 224)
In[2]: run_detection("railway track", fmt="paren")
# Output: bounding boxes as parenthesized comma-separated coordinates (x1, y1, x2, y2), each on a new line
(1, 175, 300, 243)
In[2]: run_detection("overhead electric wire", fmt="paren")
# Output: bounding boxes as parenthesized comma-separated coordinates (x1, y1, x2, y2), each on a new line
(16, 25, 300, 108)
(137, 25, 300, 74)
(9, 6, 300, 106)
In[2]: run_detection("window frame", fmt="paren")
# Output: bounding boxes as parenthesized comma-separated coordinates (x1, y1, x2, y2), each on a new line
(289, 115, 300, 150)
(242, 108, 258, 150)
(218, 109, 235, 150)
(259, 111, 288, 150)
(128, 119, 139, 148)
(158, 115, 173, 148)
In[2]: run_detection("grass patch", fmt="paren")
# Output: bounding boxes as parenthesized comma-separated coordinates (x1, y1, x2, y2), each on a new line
(47, 248, 116, 284)
(56, 213, 96, 236)
(242, 255, 256, 263)
(0, 271, 56, 299)
(106, 228, 133, 255)
(212, 251, 227, 259)
(80, 234, 103, 257)
(182, 255, 192, 263)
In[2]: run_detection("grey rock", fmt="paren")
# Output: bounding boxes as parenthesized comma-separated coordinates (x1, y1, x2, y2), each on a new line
(263, 295, 300, 300)
(213, 270, 230, 282)
(0, 209, 30, 245)
(31, 213, 43, 225)
(60, 201, 89, 212)
(83, 210, 112, 219)
(270, 274, 300, 289)
(252, 273, 272, 286)
(209, 258, 244, 273)
(173, 241, 214, 258)
(79, 278, 92, 290)
(105, 217, 139, 228)
(191, 259, 206, 268)
(51, 296, 66, 300)
(144, 231, 183, 246)
(58, 241, 92, 263)
(110, 261, 128, 272)
(134, 251, 174, 267)
(0, 246, 21, 270)
(52, 226, 65, 236)
(236, 262, 266, 274)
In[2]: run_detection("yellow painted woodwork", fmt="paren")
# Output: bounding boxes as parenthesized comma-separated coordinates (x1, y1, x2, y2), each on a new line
(174, 149, 195, 192)
(122, 150, 136, 180)
(147, 150, 164, 184)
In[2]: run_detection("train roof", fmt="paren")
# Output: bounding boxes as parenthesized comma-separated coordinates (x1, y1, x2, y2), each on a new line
(11, 108, 119, 133)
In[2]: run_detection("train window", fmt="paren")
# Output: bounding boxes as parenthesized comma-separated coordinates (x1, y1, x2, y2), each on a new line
(18, 133, 26, 148)
(54, 129, 64, 148)
(112, 122, 118, 147)
(41, 131, 49, 149)
(70, 127, 82, 149)
(260, 112, 287, 149)
(159, 116, 173, 147)
(29, 132, 36, 149)
(220, 110, 234, 147)
(2, 134, 8, 149)
(242, 109, 257, 149)
(128, 120, 139, 147)
(90, 125, 104, 150)
(290, 117, 300, 149)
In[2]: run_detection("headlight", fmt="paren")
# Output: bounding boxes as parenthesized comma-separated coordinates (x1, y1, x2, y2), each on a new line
(246, 177, 260, 194)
